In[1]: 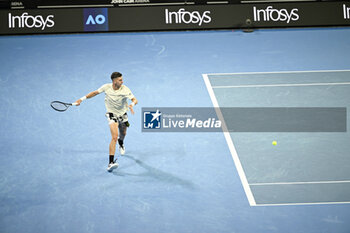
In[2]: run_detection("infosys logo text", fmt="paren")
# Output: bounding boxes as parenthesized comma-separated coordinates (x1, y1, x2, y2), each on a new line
(344, 4, 350, 19)
(253, 6, 299, 23)
(165, 8, 211, 26)
(8, 13, 54, 30)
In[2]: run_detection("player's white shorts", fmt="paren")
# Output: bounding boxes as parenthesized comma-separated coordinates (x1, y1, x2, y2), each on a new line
(105, 112, 128, 125)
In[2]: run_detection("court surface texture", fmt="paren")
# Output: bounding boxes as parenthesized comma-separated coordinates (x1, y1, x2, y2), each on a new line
(1, 27, 350, 233)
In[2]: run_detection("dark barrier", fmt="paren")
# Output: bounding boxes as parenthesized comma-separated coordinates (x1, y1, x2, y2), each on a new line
(109, 3, 350, 31)
(1, 1, 350, 35)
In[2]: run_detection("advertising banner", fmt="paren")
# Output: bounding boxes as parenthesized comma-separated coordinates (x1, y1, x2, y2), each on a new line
(0, 9, 83, 34)
(0, 2, 349, 35)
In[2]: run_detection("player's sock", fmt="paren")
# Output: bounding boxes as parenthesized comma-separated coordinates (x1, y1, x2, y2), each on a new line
(109, 155, 114, 164)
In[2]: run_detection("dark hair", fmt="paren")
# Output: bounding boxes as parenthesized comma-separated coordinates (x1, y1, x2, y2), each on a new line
(111, 72, 122, 80)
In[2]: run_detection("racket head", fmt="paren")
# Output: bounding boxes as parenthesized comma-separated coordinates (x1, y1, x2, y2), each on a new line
(50, 101, 72, 112)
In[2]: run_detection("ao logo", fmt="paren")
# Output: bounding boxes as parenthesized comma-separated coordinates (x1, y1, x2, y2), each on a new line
(86, 14, 106, 25)
(83, 8, 108, 31)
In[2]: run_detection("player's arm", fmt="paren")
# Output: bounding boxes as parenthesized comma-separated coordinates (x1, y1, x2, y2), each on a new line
(128, 97, 138, 115)
(75, 90, 100, 106)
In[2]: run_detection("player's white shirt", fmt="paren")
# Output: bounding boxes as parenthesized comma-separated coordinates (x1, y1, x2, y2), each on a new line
(97, 83, 135, 116)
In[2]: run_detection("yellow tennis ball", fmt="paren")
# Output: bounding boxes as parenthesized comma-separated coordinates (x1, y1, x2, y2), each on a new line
(272, 141, 277, 146)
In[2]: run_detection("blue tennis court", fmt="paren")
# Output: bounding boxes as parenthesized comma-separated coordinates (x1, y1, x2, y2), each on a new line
(1, 28, 350, 233)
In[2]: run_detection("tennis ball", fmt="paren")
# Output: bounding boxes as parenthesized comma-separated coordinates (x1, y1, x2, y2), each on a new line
(272, 141, 277, 146)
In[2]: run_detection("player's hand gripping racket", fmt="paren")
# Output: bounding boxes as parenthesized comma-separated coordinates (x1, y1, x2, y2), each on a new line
(50, 101, 77, 112)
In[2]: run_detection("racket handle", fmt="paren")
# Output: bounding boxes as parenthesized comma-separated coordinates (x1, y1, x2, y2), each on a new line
(72, 102, 78, 106)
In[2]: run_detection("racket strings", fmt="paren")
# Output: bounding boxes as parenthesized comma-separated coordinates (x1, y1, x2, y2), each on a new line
(51, 101, 69, 111)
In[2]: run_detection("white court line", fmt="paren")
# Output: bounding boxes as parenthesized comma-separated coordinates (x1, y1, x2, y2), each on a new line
(202, 74, 257, 206)
(255, 201, 350, 207)
(208, 69, 350, 76)
(212, 82, 350, 88)
(250, 180, 350, 186)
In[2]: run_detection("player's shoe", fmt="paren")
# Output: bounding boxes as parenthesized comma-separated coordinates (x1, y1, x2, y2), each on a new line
(107, 161, 119, 172)
(119, 145, 125, 155)
(118, 139, 125, 155)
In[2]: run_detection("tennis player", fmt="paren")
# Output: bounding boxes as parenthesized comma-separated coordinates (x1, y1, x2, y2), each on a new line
(75, 72, 138, 172)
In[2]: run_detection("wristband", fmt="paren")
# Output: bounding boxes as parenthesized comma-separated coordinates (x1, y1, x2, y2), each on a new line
(80, 96, 87, 101)
(130, 102, 135, 107)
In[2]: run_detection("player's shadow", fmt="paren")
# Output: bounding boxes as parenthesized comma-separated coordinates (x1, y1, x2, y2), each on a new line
(114, 154, 196, 190)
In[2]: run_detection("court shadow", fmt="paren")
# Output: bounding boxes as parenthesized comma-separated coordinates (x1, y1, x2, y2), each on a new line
(113, 154, 196, 190)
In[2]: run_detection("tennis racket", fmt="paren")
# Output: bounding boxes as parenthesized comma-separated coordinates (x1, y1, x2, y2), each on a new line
(50, 101, 77, 112)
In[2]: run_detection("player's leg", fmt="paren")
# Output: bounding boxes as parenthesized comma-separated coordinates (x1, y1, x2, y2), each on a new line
(107, 120, 119, 172)
(109, 122, 119, 157)
(118, 122, 127, 155)
(117, 113, 129, 155)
